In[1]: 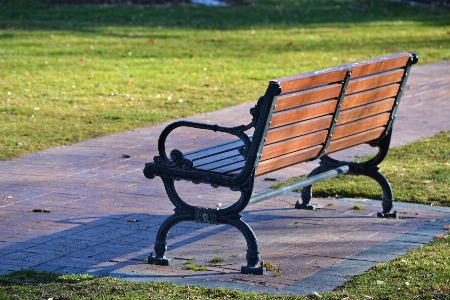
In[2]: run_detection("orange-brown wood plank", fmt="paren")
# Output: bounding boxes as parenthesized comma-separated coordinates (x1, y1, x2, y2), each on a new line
(270, 100, 337, 128)
(261, 130, 328, 161)
(332, 113, 390, 140)
(271, 52, 410, 94)
(341, 84, 399, 110)
(274, 84, 342, 112)
(337, 98, 395, 125)
(272, 70, 348, 94)
(265, 115, 333, 145)
(346, 69, 404, 94)
(350, 53, 410, 78)
(256, 145, 323, 176)
(325, 127, 386, 154)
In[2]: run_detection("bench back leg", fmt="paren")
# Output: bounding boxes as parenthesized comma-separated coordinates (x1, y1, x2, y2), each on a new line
(299, 132, 398, 218)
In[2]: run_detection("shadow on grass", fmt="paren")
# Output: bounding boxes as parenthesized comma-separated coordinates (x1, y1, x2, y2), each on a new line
(0, 0, 449, 33)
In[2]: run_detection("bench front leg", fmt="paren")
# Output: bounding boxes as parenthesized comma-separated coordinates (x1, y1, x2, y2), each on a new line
(148, 176, 266, 274)
(223, 218, 265, 275)
(149, 213, 193, 266)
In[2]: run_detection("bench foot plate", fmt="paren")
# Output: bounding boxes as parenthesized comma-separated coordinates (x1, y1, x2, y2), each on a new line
(377, 211, 398, 219)
(241, 266, 266, 275)
(148, 255, 171, 266)
(295, 201, 316, 210)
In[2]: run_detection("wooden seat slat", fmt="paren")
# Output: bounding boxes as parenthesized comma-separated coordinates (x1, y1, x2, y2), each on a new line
(261, 130, 328, 161)
(337, 98, 395, 125)
(274, 84, 342, 112)
(325, 127, 386, 154)
(269, 100, 337, 129)
(341, 83, 399, 110)
(184, 139, 245, 161)
(193, 148, 242, 167)
(195, 154, 245, 172)
(210, 161, 245, 175)
(265, 115, 333, 145)
(332, 113, 391, 140)
(256, 145, 323, 176)
(346, 69, 404, 94)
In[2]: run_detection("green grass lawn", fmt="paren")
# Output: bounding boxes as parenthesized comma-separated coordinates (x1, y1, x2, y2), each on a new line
(1, 0, 450, 160)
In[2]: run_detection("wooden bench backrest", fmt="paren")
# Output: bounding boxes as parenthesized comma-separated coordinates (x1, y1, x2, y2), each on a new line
(256, 52, 413, 175)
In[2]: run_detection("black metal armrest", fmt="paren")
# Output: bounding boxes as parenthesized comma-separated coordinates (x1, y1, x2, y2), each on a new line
(156, 120, 253, 165)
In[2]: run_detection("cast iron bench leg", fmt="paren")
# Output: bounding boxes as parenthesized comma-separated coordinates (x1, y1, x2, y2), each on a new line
(148, 176, 266, 274)
(298, 133, 398, 219)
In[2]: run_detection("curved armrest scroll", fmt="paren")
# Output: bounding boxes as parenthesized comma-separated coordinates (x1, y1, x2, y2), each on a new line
(156, 120, 251, 165)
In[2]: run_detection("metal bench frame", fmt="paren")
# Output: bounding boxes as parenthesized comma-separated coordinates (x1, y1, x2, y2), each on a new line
(144, 53, 419, 275)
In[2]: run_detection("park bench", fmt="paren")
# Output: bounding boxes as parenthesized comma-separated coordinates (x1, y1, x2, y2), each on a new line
(143, 52, 419, 275)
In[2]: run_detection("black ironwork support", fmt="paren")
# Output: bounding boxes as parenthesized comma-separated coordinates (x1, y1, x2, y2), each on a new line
(148, 213, 193, 266)
(298, 132, 398, 218)
(148, 176, 267, 274)
(319, 70, 352, 157)
(224, 218, 265, 275)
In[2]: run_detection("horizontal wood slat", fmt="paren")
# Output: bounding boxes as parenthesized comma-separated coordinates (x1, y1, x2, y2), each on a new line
(195, 154, 245, 172)
(265, 115, 333, 145)
(210, 161, 245, 175)
(346, 69, 404, 94)
(332, 113, 391, 140)
(270, 100, 337, 129)
(256, 145, 323, 176)
(261, 130, 328, 161)
(185, 139, 244, 161)
(274, 84, 342, 112)
(337, 98, 395, 125)
(341, 84, 399, 110)
(194, 148, 241, 167)
(271, 52, 410, 94)
(350, 53, 410, 78)
(325, 127, 386, 154)
(272, 70, 348, 95)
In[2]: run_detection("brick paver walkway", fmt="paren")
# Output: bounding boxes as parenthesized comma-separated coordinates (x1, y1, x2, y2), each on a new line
(1, 60, 449, 296)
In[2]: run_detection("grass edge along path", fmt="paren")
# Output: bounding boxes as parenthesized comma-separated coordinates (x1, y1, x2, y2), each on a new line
(0, 234, 449, 299)
(271, 131, 450, 207)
